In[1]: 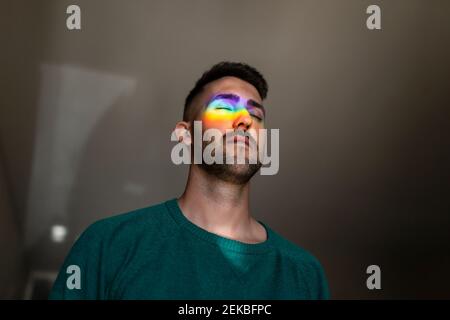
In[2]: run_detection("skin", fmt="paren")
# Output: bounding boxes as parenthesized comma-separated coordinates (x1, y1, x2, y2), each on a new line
(174, 76, 267, 244)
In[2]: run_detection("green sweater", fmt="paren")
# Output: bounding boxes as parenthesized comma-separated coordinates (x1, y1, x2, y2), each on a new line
(49, 198, 329, 299)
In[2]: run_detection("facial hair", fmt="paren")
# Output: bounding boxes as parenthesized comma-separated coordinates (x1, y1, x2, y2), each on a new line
(198, 132, 262, 185)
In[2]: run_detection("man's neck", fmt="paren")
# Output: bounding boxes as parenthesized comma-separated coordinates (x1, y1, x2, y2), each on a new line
(177, 165, 266, 244)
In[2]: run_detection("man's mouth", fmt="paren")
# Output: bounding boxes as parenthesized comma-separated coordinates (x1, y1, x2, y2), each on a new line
(232, 135, 249, 146)
(224, 131, 257, 148)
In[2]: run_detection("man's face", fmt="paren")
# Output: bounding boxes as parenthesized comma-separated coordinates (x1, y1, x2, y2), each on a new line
(191, 76, 266, 184)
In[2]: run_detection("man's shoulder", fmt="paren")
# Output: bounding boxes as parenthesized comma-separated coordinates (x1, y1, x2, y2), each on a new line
(267, 226, 324, 270)
(77, 199, 174, 244)
(267, 226, 330, 298)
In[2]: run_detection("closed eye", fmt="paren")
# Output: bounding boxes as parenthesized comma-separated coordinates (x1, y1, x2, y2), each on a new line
(249, 110, 264, 121)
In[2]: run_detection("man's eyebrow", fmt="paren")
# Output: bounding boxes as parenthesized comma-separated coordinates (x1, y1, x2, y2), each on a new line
(247, 99, 265, 116)
(207, 93, 265, 116)
(207, 93, 240, 105)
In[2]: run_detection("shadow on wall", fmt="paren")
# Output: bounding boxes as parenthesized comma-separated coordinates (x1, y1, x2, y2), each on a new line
(0, 145, 27, 298)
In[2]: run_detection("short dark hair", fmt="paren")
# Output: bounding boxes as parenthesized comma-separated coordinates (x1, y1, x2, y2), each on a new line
(183, 62, 268, 121)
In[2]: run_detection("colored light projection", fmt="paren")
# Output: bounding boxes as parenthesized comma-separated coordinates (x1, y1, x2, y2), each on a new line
(202, 94, 265, 127)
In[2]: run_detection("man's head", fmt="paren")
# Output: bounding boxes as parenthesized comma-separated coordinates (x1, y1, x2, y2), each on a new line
(175, 62, 269, 185)
(183, 62, 268, 122)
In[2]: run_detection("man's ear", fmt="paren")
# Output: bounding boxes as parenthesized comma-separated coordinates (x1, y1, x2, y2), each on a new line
(174, 121, 192, 145)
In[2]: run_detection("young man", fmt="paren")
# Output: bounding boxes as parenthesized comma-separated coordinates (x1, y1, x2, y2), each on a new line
(49, 62, 330, 299)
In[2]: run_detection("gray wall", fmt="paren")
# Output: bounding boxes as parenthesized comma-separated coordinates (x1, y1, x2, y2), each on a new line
(1, 0, 449, 299)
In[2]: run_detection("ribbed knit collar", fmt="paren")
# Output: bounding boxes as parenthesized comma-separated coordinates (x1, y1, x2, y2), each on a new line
(165, 198, 274, 254)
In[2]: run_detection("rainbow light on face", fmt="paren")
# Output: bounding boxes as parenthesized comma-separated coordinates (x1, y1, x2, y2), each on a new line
(202, 98, 262, 123)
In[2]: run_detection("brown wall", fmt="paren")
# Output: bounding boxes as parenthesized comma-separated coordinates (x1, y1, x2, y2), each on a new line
(0, 148, 26, 298)
(1, 0, 449, 299)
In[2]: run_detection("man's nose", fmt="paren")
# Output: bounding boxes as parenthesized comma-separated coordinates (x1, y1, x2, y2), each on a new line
(232, 108, 252, 131)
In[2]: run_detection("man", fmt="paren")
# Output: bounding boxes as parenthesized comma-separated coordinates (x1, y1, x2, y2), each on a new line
(49, 62, 330, 299)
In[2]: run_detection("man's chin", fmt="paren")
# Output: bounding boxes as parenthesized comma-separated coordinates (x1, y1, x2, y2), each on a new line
(198, 162, 262, 185)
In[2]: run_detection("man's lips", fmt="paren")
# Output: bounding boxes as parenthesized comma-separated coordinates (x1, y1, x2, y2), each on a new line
(232, 135, 249, 146)
(223, 132, 256, 147)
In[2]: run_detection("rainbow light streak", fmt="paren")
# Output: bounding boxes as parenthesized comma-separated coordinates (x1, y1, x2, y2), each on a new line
(202, 98, 261, 123)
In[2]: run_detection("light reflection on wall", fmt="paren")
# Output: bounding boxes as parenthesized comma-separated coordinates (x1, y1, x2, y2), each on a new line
(25, 64, 136, 248)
